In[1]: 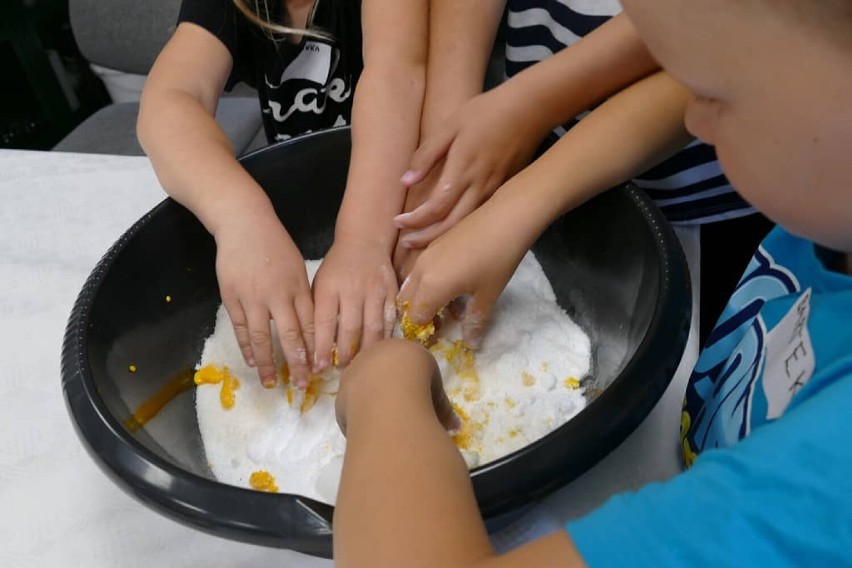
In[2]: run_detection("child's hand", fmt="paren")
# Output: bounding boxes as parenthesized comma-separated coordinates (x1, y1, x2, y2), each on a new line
(335, 339, 459, 437)
(393, 237, 423, 281)
(397, 199, 529, 350)
(214, 212, 314, 388)
(392, 163, 445, 279)
(393, 89, 545, 249)
(312, 242, 398, 371)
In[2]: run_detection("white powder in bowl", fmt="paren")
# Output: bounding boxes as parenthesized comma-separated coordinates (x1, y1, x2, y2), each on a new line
(196, 252, 591, 504)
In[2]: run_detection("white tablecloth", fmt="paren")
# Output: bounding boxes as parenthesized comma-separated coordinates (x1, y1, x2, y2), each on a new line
(0, 149, 699, 567)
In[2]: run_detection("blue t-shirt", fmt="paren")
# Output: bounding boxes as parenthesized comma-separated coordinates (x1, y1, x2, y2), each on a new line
(568, 227, 852, 564)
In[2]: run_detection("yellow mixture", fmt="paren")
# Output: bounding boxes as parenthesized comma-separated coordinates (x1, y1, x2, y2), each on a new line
(249, 470, 279, 493)
(194, 364, 240, 409)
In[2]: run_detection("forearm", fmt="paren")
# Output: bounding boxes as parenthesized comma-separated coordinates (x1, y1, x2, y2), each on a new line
(335, 341, 584, 567)
(489, 72, 692, 251)
(494, 12, 659, 140)
(334, 63, 426, 253)
(335, 351, 492, 567)
(420, 0, 506, 137)
(138, 89, 276, 236)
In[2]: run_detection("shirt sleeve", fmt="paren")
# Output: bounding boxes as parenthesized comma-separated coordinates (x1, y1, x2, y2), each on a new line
(178, 0, 249, 90)
(178, 0, 239, 56)
(567, 371, 852, 566)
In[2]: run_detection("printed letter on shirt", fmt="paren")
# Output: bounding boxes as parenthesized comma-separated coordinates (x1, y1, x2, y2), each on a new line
(761, 288, 815, 419)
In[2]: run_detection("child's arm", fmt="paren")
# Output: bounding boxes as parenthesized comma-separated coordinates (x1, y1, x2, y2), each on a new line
(138, 24, 315, 387)
(395, 13, 660, 248)
(419, 0, 506, 137)
(310, 0, 429, 371)
(399, 72, 692, 347)
(334, 339, 584, 567)
(393, 0, 506, 278)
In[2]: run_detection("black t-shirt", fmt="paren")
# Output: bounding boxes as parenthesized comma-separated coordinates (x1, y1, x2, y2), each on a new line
(179, 0, 363, 142)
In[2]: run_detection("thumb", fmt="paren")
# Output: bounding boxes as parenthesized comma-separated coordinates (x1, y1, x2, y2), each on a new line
(428, 361, 461, 431)
(401, 124, 458, 186)
(461, 291, 497, 350)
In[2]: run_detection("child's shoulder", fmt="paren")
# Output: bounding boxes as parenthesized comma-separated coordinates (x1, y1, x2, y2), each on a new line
(681, 224, 852, 462)
(746, 227, 852, 295)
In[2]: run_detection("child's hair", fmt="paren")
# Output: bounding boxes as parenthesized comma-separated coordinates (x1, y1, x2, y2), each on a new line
(232, 0, 330, 40)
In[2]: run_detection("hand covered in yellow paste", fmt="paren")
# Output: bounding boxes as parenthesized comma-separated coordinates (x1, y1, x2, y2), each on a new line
(396, 194, 530, 350)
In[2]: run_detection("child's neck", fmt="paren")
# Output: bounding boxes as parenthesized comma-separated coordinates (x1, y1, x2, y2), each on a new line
(285, 0, 314, 27)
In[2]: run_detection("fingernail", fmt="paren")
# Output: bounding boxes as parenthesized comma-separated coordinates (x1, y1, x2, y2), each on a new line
(262, 376, 276, 388)
(247, 355, 256, 367)
(400, 170, 418, 185)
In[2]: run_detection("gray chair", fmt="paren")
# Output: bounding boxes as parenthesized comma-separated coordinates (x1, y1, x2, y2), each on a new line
(54, 0, 264, 156)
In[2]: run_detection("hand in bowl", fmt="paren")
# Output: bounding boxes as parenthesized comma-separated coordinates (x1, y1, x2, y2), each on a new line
(312, 241, 399, 371)
(394, 89, 544, 249)
(397, 196, 530, 350)
(335, 339, 459, 437)
(214, 211, 314, 388)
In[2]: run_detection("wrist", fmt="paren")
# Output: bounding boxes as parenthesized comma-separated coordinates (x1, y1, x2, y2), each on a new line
(340, 340, 436, 434)
(333, 219, 397, 256)
(205, 191, 279, 241)
(483, 186, 550, 255)
(490, 82, 560, 140)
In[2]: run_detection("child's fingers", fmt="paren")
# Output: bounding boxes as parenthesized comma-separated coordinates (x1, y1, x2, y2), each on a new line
(383, 298, 397, 339)
(361, 291, 387, 350)
(393, 179, 466, 230)
(462, 292, 497, 350)
(245, 306, 277, 387)
(271, 304, 310, 388)
(401, 126, 457, 186)
(393, 244, 423, 280)
(336, 296, 364, 367)
(429, 364, 460, 431)
(399, 190, 481, 249)
(312, 293, 339, 373)
(396, 273, 418, 312)
(223, 297, 254, 367)
(448, 296, 467, 320)
(294, 293, 316, 370)
(406, 280, 452, 327)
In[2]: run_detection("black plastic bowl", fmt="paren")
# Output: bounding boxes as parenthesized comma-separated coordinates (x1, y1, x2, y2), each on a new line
(62, 127, 690, 558)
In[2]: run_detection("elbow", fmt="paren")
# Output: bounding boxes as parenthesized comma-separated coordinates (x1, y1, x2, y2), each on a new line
(136, 86, 158, 154)
(135, 115, 150, 156)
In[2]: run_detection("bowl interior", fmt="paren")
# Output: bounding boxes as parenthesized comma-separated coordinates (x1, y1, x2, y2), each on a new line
(69, 127, 688, 553)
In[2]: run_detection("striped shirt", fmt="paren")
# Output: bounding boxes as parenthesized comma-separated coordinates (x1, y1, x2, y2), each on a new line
(505, 0, 754, 224)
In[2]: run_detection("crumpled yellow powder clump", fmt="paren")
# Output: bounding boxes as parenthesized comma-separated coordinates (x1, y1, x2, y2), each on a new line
(194, 365, 240, 409)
